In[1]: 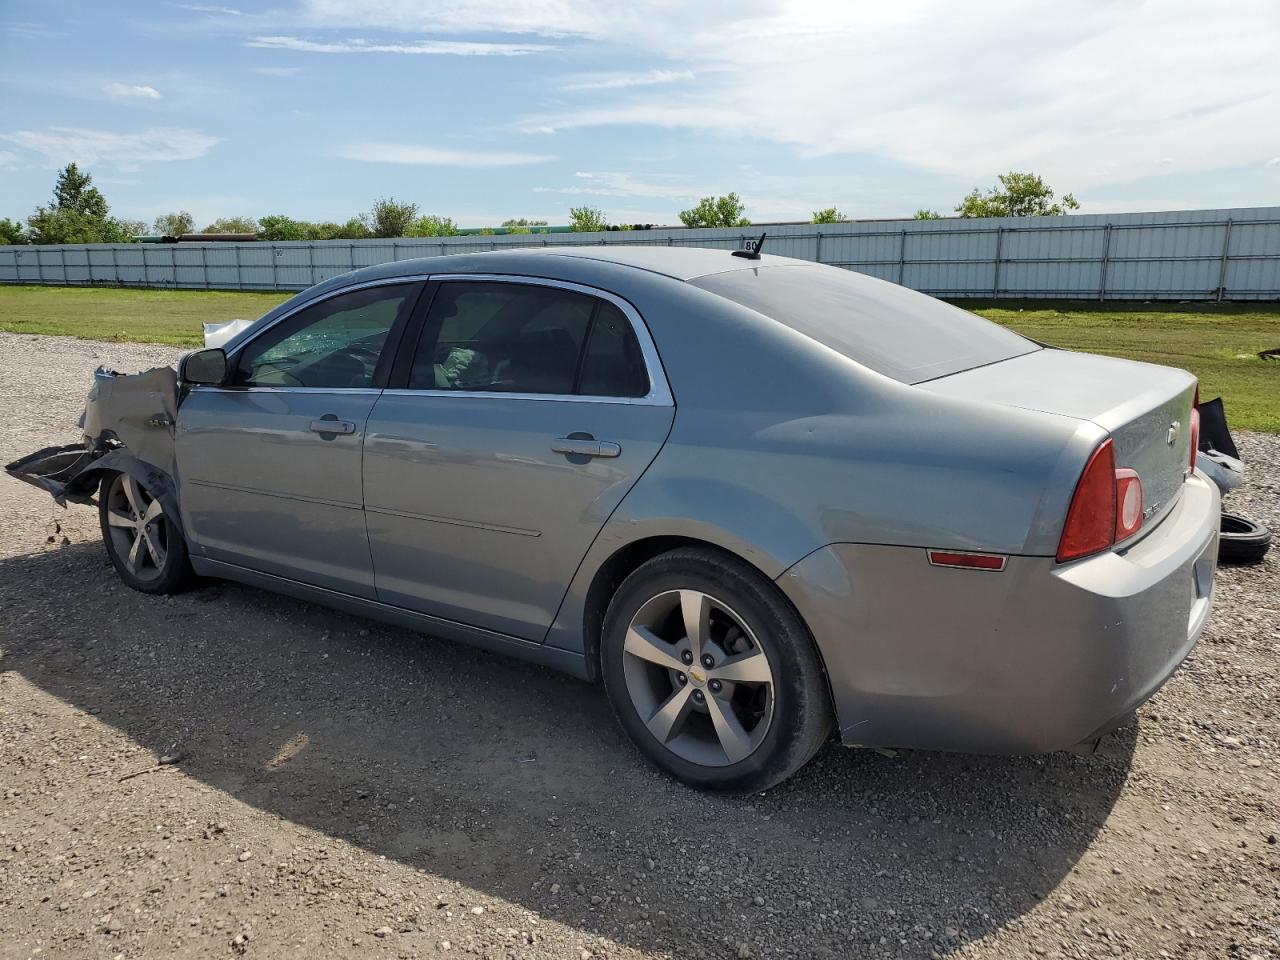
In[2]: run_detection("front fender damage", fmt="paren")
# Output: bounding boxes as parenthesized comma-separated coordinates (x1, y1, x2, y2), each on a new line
(4, 364, 180, 525)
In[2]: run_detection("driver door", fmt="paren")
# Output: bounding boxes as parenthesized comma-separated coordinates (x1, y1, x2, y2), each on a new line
(176, 281, 423, 597)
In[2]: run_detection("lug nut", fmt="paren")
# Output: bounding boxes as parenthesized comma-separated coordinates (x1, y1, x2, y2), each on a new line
(681, 650, 694, 665)
(708, 679, 722, 693)
(692, 690, 705, 703)
(676, 672, 687, 685)
(700, 654, 715, 668)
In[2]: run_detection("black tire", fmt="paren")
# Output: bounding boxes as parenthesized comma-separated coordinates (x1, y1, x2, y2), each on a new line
(1218, 513, 1271, 565)
(98, 471, 194, 594)
(601, 547, 833, 792)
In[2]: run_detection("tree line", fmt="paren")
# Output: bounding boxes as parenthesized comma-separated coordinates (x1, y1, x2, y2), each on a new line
(0, 164, 1080, 246)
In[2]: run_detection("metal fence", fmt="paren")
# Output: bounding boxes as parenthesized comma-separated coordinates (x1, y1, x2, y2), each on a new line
(2, 205, 1278, 301)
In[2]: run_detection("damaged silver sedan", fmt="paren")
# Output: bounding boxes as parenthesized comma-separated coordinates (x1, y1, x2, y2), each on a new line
(8, 246, 1221, 792)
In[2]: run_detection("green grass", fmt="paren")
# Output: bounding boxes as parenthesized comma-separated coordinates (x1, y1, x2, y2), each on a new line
(968, 301, 1280, 433)
(1, 286, 1276, 431)
(0, 286, 290, 347)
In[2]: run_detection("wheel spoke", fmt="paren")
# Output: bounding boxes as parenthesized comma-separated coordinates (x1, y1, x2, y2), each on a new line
(140, 528, 163, 568)
(126, 532, 145, 573)
(710, 649, 772, 685)
(106, 509, 135, 528)
(646, 684, 694, 744)
(705, 693, 754, 764)
(122, 475, 143, 515)
(679, 590, 711, 658)
(625, 625, 685, 672)
(142, 497, 164, 524)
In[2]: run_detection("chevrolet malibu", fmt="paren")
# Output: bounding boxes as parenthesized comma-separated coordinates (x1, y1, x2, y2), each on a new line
(8, 246, 1219, 791)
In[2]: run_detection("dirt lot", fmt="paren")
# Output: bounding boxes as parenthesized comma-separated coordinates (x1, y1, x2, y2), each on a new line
(1, 331, 1277, 960)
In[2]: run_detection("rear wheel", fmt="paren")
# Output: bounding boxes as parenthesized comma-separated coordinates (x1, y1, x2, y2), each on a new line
(98, 471, 192, 594)
(601, 547, 832, 792)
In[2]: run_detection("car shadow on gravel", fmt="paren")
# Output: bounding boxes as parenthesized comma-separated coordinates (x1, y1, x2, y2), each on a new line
(1, 541, 1136, 959)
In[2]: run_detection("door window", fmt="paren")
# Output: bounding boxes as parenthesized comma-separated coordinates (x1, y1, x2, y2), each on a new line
(234, 284, 416, 388)
(408, 281, 649, 397)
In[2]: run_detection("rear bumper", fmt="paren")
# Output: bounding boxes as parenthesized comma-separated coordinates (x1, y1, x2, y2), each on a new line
(778, 472, 1220, 754)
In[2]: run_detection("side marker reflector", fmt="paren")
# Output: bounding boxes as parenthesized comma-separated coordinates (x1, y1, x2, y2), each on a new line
(926, 550, 1007, 572)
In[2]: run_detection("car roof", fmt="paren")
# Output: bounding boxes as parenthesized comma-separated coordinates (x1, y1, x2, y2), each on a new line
(356, 245, 811, 284)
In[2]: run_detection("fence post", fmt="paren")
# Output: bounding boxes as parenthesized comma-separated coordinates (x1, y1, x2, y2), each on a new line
(110, 245, 118, 284)
(897, 230, 907, 285)
(307, 243, 315, 284)
(200, 244, 209, 289)
(233, 244, 242, 290)
(1216, 218, 1234, 302)
(169, 244, 177, 288)
(270, 245, 278, 289)
(815, 229, 823, 265)
(1098, 224, 1112, 301)
(87, 247, 95, 284)
(142, 246, 149, 286)
(991, 227, 1004, 297)
(36, 248, 45, 284)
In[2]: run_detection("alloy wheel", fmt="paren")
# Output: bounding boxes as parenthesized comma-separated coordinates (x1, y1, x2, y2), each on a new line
(104, 473, 169, 582)
(621, 589, 775, 767)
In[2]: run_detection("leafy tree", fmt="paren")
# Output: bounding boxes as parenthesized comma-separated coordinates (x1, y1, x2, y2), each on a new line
(25, 163, 137, 244)
(202, 216, 259, 234)
(117, 218, 147, 237)
(52, 163, 108, 220)
(812, 207, 848, 224)
(502, 217, 549, 234)
(257, 214, 308, 241)
(956, 172, 1079, 218)
(303, 221, 346, 241)
(153, 211, 194, 237)
(913, 209, 943, 220)
(569, 206, 608, 232)
(679, 193, 749, 228)
(0, 218, 27, 245)
(409, 214, 460, 237)
(367, 197, 419, 238)
(339, 216, 373, 239)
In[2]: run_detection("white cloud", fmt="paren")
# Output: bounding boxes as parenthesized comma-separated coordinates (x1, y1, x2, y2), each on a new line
(250, 66, 304, 76)
(1, 127, 221, 172)
(104, 82, 163, 100)
(247, 35, 551, 55)
(335, 142, 553, 166)
(179, 4, 245, 14)
(0, 150, 19, 169)
(534, 171, 707, 200)
(1266, 157, 1280, 168)
(294, 0, 1279, 192)
(1155, 158, 1175, 167)
(561, 69, 694, 92)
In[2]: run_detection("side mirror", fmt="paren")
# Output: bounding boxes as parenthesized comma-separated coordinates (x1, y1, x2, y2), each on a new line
(181, 348, 228, 386)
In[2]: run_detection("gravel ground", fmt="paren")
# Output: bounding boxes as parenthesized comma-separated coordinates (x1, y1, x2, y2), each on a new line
(1, 330, 1277, 960)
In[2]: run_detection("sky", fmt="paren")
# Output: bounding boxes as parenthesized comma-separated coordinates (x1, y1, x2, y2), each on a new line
(1, 0, 1278, 229)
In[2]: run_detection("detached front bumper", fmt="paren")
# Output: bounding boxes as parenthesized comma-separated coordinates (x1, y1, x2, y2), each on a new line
(5, 443, 100, 504)
(778, 472, 1220, 754)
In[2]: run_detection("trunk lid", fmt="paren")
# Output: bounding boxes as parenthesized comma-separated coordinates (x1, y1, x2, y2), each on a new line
(919, 348, 1197, 530)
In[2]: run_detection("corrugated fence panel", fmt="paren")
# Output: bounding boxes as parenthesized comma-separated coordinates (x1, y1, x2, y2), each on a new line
(1, 206, 1277, 300)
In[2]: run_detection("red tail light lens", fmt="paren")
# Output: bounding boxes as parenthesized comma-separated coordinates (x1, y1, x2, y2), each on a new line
(1188, 385, 1200, 472)
(1057, 439, 1118, 563)
(1114, 468, 1143, 540)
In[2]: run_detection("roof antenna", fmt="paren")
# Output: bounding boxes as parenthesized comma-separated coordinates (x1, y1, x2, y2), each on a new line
(731, 231, 767, 260)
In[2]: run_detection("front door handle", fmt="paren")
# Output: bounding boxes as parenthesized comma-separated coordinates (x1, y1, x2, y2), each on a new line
(310, 417, 356, 435)
(552, 436, 621, 458)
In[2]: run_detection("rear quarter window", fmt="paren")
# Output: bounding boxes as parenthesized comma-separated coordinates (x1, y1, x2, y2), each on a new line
(691, 266, 1038, 384)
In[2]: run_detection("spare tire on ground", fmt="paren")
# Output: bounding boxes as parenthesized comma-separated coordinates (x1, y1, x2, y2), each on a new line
(1219, 513, 1271, 564)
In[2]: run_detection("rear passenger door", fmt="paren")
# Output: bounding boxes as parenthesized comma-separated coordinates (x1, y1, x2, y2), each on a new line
(362, 276, 675, 641)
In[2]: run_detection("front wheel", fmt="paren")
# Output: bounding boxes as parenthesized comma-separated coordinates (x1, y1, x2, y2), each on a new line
(601, 547, 833, 792)
(98, 471, 193, 594)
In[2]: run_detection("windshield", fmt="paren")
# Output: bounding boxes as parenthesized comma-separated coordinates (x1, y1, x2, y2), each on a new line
(691, 266, 1039, 384)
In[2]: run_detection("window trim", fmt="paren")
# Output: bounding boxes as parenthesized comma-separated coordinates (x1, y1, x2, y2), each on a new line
(196, 277, 428, 394)
(385, 274, 673, 407)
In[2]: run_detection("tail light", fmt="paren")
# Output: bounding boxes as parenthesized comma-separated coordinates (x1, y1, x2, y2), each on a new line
(1188, 385, 1200, 472)
(1056, 439, 1148, 563)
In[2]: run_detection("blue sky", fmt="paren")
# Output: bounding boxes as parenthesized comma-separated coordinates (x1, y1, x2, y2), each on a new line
(2, 0, 1278, 229)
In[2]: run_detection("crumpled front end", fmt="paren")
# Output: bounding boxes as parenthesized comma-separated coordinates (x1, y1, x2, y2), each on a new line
(5, 364, 179, 509)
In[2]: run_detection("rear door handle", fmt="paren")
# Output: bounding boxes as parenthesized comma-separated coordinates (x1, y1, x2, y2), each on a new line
(552, 437, 621, 458)
(310, 417, 356, 435)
